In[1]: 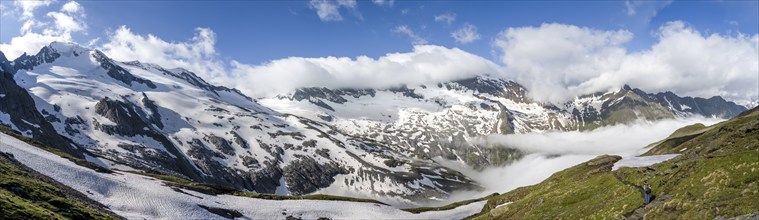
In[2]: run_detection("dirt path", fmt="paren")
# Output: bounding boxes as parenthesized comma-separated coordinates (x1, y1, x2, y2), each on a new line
(612, 172, 649, 219)
(612, 172, 643, 193)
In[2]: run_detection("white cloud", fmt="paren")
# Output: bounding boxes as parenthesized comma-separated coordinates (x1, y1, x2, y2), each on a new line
(308, 0, 361, 22)
(46, 10, 86, 34)
(0, 32, 69, 59)
(439, 117, 722, 203)
(0, 0, 86, 60)
(14, 0, 54, 19)
(60, 1, 81, 13)
(476, 117, 722, 156)
(614, 22, 759, 104)
(393, 25, 427, 45)
(493, 22, 759, 105)
(623, 0, 672, 29)
(228, 45, 503, 98)
(625, 1, 636, 16)
(371, 0, 394, 7)
(99, 26, 227, 81)
(309, 0, 342, 21)
(434, 13, 455, 25)
(493, 23, 632, 104)
(451, 23, 480, 44)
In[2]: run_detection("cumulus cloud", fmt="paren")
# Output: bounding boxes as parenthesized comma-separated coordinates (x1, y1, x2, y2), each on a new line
(434, 13, 455, 25)
(60, 1, 81, 13)
(228, 45, 503, 97)
(493, 23, 632, 104)
(494, 22, 759, 105)
(308, 0, 361, 22)
(99, 26, 227, 81)
(0, 0, 87, 60)
(451, 23, 480, 44)
(46, 8, 86, 34)
(392, 25, 427, 45)
(89, 16, 499, 100)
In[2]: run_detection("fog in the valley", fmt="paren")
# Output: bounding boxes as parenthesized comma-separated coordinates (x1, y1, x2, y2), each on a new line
(428, 117, 722, 207)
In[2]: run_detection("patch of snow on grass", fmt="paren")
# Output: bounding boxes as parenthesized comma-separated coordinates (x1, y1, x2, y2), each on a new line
(612, 154, 680, 171)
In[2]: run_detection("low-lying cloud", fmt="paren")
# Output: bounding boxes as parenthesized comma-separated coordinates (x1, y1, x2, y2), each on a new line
(433, 117, 722, 206)
(475, 117, 722, 157)
(227, 45, 503, 97)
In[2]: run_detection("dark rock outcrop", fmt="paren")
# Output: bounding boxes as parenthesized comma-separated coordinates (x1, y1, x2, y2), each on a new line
(92, 51, 157, 89)
(140, 93, 164, 129)
(204, 134, 235, 156)
(0, 63, 82, 158)
(283, 157, 348, 195)
(292, 87, 376, 104)
(124, 61, 252, 101)
(93, 97, 204, 180)
(11, 46, 61, 71)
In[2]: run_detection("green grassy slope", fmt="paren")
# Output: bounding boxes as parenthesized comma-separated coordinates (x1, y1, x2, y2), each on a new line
(469, 107, 759, 219)
(470, 155, 642, 219)
(0, 152, 121, 219)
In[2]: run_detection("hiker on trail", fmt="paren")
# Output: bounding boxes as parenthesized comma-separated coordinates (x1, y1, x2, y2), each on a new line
(643, 184, 652, 204)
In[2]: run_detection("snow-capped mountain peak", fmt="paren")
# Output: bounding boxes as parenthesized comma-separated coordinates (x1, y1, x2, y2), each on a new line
(1, 42, 483, 206)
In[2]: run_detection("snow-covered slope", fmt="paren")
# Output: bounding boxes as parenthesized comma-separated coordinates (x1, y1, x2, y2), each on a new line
(1, 42, 479, 206)
(0, 132, 485, 219)
(261, 77, 746, 171)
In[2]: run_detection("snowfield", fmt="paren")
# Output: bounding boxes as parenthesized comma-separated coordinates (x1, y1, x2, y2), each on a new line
(0, 132, 486, 219)
(612, 154, 680, 171)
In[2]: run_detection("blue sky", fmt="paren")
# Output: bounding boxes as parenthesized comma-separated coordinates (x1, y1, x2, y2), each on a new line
(2, 0, 757, 64)
(0, 0, 758, 105)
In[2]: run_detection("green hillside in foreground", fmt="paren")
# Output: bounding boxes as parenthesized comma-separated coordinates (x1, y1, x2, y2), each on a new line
(469, 107, 759, 219)
(0, 152, 120, 219)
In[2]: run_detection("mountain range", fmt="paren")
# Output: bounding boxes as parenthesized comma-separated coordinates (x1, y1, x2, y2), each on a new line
(0, 42, 748, 205)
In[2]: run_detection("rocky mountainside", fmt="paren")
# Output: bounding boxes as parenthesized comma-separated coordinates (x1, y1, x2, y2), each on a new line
(0, 43, 479, 205)
(469, 106, 759, 219)
(263, 77, 746, 170)
(0, 42, 747, 205)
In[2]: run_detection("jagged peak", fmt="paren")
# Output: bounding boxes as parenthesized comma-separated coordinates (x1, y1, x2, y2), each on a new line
(47, 41, 88, 52)
(621, 84, 633, 91)
(41, 41, 90, 58)
(91, 49, 109, 59)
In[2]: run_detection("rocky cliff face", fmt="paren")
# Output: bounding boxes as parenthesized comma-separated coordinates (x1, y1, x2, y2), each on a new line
(0, 51, 82, 158)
